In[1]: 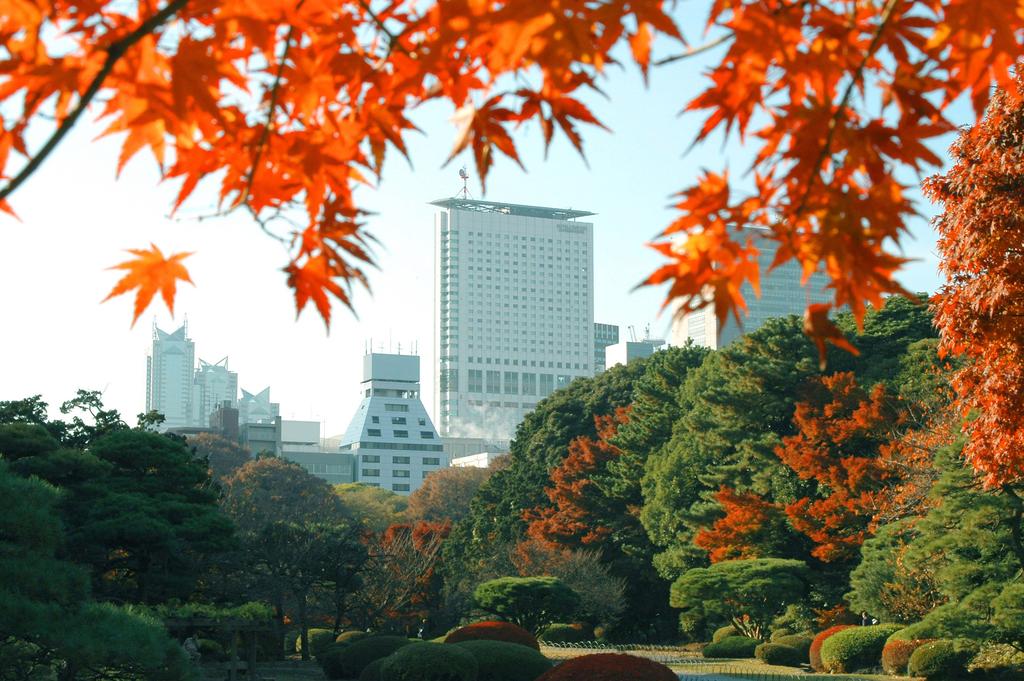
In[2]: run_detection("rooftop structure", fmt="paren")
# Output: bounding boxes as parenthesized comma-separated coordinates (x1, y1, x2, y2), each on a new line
(146, 322, 195, 430)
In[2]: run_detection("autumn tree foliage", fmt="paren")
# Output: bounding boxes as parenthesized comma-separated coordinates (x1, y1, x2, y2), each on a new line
(694, 487, 792, 564)
(926, 71, 1024, 488)
(406, 464, 494, 525)
(2, 0, 1022, 350)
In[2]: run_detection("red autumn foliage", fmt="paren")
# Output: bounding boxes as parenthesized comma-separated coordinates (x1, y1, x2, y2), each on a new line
(535, 653, 678, 681)
(524, 409, 629, 548)
(444, 621, 539, 651)
(370, 521, 449, 628)
(694, 487, 789, 563)
(777, 373, 902, 562)
(882, 638, 933, 675)
(926, 70, 1024, 488)
(810, 625, 854, 672)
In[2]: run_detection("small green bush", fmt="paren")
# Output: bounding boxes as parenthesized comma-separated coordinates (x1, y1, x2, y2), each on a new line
(296, 628, 335, 657)
(819, 623, 903, 673)
(197, 638, 224, 661)
(379, 642, 478, 681)
(908, 639, 980, 680)
(887, 621, 939, 643)
(284, 630, 301, 654)
(769, 628, 794, 641)
(882, 639, 931, 675)
(538, 623, 593, 644)
(445, 621, 539, 650)
(772, 634, 812, 660)
(809, 624, 853, 671)
(454, 639, 552, 681)
(754, 642, 803, 667)
(712, 625, 739, 643)
(358, 657, 385, 681)
(320, 647, 347, 680)
(337, 630, 371, 645)
(333, 636, 413, 679)
(702, 636, 760, 659)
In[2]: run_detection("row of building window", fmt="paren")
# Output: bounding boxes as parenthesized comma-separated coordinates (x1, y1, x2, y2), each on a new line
(370, 415, 428, 426)
(365, 428, 434, 439)
(359, 455, 441, 465)
(361, 469, 434, 480)
(462, 370, 572, 395)
(350, 441, 445, 452)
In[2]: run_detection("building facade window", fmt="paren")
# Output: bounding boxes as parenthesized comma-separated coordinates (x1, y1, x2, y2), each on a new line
(391, 416, 406, 424)
(468, 369, 483, 393)
(384, 404, 409, 412)
(361, 468, 380, 477)
(394, 470, 411, 478)
(486, 370, 500, 393)
(392, 456, 410, 464)
(361, 454, 380, 463)
(503, 371, 518, 394)
(367, 428, 381, 436)
(420, 431, 434, 439)
(423, 457, 440, 465)
(392, 483, 410, 491)
(393, 430, 408, 438)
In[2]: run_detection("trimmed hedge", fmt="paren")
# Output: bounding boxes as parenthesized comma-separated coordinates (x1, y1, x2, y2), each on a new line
(819, 623, 903, 673)
(702, 636, 760, 659)
(769, 628, 794, 641)
(908, 639, 979, 680)
(535, 653, 678, 681)
(772, 634, 812, 660)
(336, 630, 371, 645)
(882, 639, 932, 675)
(454, 640, 552, 681)
(296, 628, 336, 657)
(712, 625, 739, 643)
(331, 635, 413, 679)
(197, 638, 224, 661)
(809, 625, 853, 671)
(538, 623, 593, 644)
(358, 657, 385, 681)
(445, 621, 539, 650)
(379, 642, 478, 681)
(755, 642, 804, 667)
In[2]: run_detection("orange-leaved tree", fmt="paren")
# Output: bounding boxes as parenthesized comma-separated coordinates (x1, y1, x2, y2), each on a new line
(2, 0, 1022, 341)
(926, 70, 1024, 488)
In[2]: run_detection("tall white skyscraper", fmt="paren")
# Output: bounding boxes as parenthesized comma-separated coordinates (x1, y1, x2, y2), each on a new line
(432, 198, 595, 440)
(192, 357, 238, 426)
(145, 322, 195, 429)
(670, 227, 834, 349)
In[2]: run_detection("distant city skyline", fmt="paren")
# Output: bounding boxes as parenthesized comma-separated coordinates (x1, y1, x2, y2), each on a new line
(0, 43, 951, 435)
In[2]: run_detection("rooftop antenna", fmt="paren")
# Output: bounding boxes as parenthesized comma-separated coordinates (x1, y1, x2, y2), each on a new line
(457, 167, 473, 199)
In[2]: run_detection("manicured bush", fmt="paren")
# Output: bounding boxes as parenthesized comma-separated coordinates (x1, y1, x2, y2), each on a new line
(336, 630, 371, 644)
(712, 625, 739, 643)
(296, 628, 336, 657)
(702, 636, 760, 658)
(358, 657, 385, 681)
(379, 642, 478, 681)
(769, 628, 794, 641)
(881, 638, 932, 675)
(887, 622, 939, 643)
(809, 624, 853, 671)
(538, 623, 593, 644)
(284, 629, 300, 654)
(331, 635, 413, 679)
(474, 577, 580, 634)
(535, 653, 678, 681)
(197, 638, 225, 661)
(755, 642, 804, 667)
(908, 639, 980, 680)
(454, 639, 553, 681)
(772, 634, 812, 660)
(819, 623, 903, 673)
(445, 621, 539, 650)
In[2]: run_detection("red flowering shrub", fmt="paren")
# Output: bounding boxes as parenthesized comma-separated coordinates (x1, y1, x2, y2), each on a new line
(445, 621, 539, 651)
(882, 639, 932, 676)
(810, 625, 853, 671)
(535, 653, 677, 681)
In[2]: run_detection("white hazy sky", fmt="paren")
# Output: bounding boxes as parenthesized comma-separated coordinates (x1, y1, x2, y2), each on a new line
(0, 33, 961, 437)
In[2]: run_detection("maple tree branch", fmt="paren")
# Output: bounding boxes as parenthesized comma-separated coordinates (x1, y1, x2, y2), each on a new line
(356, 0, 408, 56)
(654, 33, 734, 66)
(793, 0, 900, 218)
(0, 0, 189, 204)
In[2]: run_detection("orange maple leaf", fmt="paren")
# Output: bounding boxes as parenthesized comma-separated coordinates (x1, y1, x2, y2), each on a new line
(103, 244, 194, 326)
(803, 303, 860, 370)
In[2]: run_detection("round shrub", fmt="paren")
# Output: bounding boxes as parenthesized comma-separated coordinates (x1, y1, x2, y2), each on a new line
(772, 634, 812, 660)
(819, 623, 903, 673)
(755, 642, 804, 667)
(809, 624, 853, 671)
(446, 621, 539, 650)
(358, 657, 385, 681)
(882, 638, 932, 675)
(712, 625, 739, 643)
(319, 647, 347, 680)
(770, 628, 794, 641)
(284, 630, 301, 654)
(296, 628, 336, 657)
(379, 642, 478, 681)
(337, 630, 371, 645)
(538, 623, 593, 644)
(333, 635, 413, 679)
(908, 639, 980, 680)
(535, 653, 678, 681)
(702, 636, 760, 659)
(454, 639, 552, 681)
(197, 638, 225, 661)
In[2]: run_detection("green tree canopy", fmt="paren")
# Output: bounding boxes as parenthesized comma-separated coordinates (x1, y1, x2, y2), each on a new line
(473, 577, 580, 634)
(334, 482, 408, 531)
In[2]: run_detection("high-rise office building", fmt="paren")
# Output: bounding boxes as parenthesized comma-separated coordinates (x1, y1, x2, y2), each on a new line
(670, 227, 833, 349)
(239, 386, 279, 424)
(338, 353, 445, 495)
(146, 322, 196, 430)
(432, 198, 595, 440)
(192, 357, 238, 426)
(593, 323, 620, 373)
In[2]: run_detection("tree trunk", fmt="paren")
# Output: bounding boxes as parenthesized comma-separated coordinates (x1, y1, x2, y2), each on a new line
(298, 593, 310, 661)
